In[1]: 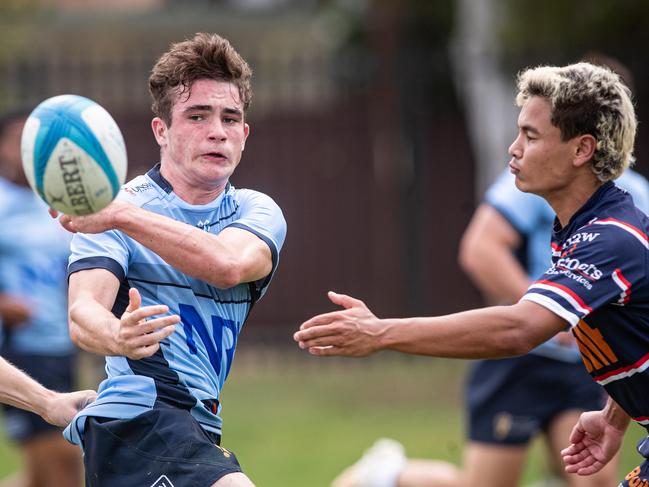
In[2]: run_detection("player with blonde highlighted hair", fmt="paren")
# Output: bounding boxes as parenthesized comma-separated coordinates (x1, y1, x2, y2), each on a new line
(296, 62, 649, 487)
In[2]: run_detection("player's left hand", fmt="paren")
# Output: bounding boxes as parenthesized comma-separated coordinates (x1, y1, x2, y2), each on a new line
(561, 410, 625, 475)
(42, 389, 97, 427)
(293, 291, 382, 357)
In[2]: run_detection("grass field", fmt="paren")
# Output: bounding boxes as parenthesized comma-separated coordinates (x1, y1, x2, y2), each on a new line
(0, 350, 646, 486)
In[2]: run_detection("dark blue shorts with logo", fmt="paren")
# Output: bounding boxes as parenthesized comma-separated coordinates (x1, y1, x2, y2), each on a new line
(620, 437, 649, 487)
(1, 352, 75, 443)
(82, 403, 243, 487)
(465, 354, 606, 445)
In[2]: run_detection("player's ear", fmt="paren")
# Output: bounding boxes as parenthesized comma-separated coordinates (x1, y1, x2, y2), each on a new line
(241, 122, 250, 152)
(574, 134, 597, 168)
(151, 117, 168, 147)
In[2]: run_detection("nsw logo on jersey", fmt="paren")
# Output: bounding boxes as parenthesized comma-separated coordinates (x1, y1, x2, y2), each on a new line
(564, 231, 600, 246)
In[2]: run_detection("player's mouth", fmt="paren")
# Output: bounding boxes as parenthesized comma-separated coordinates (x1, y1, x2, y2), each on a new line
(509, 160, 520, 174)
(202, 152, 227, 162)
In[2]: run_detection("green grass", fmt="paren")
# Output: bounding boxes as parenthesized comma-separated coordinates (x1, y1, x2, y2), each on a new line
(0, 351, 645, 486)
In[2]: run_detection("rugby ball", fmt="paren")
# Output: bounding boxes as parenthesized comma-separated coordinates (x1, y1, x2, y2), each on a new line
(21, 94, 127, 215)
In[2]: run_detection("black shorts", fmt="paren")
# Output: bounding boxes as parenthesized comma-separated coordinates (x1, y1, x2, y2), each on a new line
(83, 403, 242, 487)
(465, 354, 606, 445)
(1, 352, 75, 443)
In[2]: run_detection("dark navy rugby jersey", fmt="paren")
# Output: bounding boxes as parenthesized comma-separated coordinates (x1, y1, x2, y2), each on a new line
(521, 181, 649, 429)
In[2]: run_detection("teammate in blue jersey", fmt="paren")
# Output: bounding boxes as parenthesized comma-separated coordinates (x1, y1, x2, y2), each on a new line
(295, 62, 649, 487)
(0, 109, 85, 487)
(53, 33, 286, 487)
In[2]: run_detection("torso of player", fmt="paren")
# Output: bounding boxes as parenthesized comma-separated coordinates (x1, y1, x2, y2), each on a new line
(522, 182, 649, 429)
(68, 165, 286, 434)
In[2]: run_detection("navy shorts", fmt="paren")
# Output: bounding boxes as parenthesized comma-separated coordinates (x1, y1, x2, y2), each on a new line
(465, 354, 606, 445)
(1, 352, 75, 443)
(83, 403, 242, 487)
(620, 437, 649, 487)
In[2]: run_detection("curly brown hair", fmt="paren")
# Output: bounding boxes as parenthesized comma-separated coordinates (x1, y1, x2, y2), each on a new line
(149, 33, 252, 126)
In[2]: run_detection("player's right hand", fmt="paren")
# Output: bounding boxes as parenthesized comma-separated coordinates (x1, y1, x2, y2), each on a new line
(43, 389, 98, 427)
(115, 288, 179, 359)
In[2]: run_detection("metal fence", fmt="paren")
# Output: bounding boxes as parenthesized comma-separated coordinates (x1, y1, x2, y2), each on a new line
(0, 28, 482, 343)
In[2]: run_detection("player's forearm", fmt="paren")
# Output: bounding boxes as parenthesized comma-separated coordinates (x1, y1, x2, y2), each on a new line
(378, 305, 553, 358)
(113, 205, 241, 288)
(0, 357, 57, 418)
(69, 298, 121, 356)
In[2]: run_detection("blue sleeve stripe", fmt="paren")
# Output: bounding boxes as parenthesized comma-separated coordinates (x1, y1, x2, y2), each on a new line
(68, 256, 125, 281)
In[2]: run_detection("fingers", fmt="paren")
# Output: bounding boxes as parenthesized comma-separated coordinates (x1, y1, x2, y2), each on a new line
(561, 443, 604, 475)
(295, 329, 342, 350)
(71, 390, 98, 410)
(48, 208, 59, 218)
(294, 317, 340, 342)
(568, 422, 586, 443)
(118, 297, 180, 359)
(58, 214, 77, 233)
(328, 291, 366, 310)
(307, 345, 342, 356)
(125, 288, 142, 313)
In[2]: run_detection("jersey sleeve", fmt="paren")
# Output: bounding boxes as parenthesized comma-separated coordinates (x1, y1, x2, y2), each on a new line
(68, 230, 130, 281)
(521, 220, 648, 327)
(225, 190, 287, 297)
(484, 170, 550, 235)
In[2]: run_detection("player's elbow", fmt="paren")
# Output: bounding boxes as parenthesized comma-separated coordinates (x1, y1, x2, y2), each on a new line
(67, 318, 83, 347)
(501, 332, 538, 356)
(496, 317, 539, 356)
(67, 300, 87, 347)
(208, 259, 244, 289)
(458, 238, 481, 278)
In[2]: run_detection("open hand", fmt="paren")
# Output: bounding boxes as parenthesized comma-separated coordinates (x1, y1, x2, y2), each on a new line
(561, 410, 625, 475)
(114, 288, 180, 359)
(293, 291, 382, 357)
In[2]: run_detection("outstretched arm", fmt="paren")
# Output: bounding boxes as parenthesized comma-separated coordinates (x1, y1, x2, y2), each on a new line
(0, 356, 96, 426)
(55, 201, 272, 289)
(561, 397, 630, 476)
(68, 268, 179, 359)
(294, 291, 567, 359)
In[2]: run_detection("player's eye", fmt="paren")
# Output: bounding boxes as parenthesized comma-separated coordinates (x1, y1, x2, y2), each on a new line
(189, 114, 204, 121)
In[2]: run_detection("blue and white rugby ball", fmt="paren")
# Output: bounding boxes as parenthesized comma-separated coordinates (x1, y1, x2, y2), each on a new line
(21, 94, 127, 215)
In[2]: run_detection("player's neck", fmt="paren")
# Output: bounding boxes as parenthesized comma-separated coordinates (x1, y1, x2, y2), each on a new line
(159, 163, 227, 205)
(547, 178, 604, 228)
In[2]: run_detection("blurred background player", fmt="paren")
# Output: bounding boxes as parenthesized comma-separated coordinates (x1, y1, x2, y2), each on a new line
(0, 109, 83, 486)
(330, 57, 649, 487)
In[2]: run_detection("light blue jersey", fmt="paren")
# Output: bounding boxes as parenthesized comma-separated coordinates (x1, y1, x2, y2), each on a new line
(485, 168, 649, 361)
(64, 165, 286, 444)
(0, 177, 73, 355)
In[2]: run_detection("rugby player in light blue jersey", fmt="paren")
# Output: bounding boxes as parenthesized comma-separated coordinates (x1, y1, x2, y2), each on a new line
(55, 33, 286, 487)
(0, 109, 86, 487)
(296, 63, 649, 487)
